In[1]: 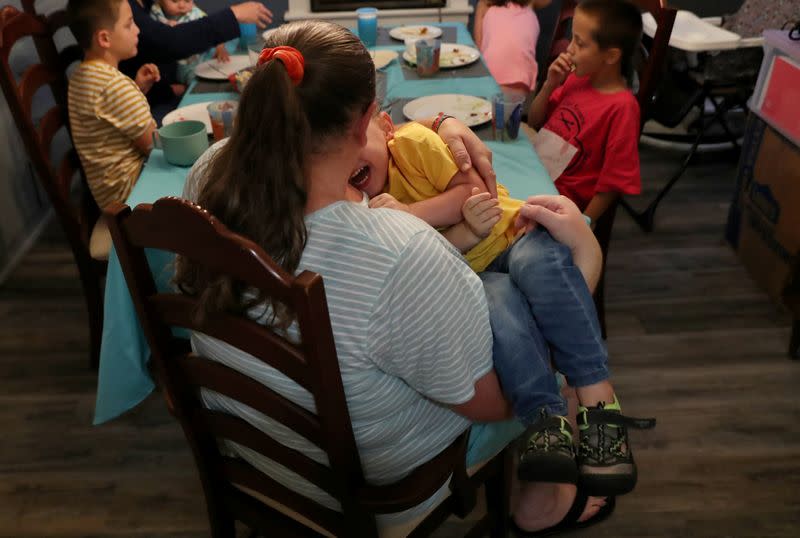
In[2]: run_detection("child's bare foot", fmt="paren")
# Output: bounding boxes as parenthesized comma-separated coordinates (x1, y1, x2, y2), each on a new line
(171, 84, 186, 97)
(514, 482, 607, 532)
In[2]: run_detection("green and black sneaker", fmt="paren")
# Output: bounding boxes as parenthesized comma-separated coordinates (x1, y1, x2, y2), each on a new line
(517, 411, 579, 484)
(577, 396, 656, 496)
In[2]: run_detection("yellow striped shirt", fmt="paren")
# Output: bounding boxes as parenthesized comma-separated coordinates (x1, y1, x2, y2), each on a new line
(68, 60, 153, 209)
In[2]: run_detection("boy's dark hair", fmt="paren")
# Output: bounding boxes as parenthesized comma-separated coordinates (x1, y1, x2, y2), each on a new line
(67, 0, 124, 50)
(577, 0, 643, 81)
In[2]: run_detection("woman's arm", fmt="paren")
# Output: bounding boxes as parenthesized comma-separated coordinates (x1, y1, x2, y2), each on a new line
(473, 0, 489, 48)
(130, 0, 270, 64)
(449, 370, 513, 422)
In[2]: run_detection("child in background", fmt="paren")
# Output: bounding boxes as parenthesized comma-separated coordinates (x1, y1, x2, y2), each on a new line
(67, 0, 158, 210)
(473, 0, 552, 97)
(527, 0, 642, 222)
(351, 112, 655, 496)
(150, 0, 230, 96)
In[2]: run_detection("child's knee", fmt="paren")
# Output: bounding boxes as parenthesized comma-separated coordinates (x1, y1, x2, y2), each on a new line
(511, 228, 573, 274)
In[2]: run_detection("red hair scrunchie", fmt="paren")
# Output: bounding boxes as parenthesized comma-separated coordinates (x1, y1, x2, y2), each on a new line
(257, 46, 305, 86)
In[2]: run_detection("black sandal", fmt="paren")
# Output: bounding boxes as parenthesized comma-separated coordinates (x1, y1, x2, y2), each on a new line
(510, 486, 616, 537)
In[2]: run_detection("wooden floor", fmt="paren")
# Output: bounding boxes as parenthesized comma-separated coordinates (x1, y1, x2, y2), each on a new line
(1, 144, 798, 537)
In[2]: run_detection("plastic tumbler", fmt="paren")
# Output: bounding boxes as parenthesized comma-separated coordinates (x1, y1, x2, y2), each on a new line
(239, 23, 258, 52)
(492, 93, 525, 141)
(356, 7, 378, 48)
(207, 100, 239, 141)
(415, 38, 441, 77)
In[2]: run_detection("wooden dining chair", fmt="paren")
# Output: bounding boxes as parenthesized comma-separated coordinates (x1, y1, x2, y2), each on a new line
(21, 0, 84, 89)
(545, 0, 677, 336)
(104, 196, 513, 538)
(0, 6, 105, 368)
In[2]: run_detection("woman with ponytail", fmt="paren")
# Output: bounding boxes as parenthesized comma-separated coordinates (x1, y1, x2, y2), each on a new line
(176, 20, 609, 534)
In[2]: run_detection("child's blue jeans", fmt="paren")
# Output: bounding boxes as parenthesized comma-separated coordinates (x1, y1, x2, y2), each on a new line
(480, 228, 610, 425)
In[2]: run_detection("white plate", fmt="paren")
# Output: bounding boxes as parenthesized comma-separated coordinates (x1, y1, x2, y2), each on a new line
(402, 43, 480, 69)
(194, 55, 252, 80)
(403, 94, 492, 128)
(370, 49, 398, 70)
(389, 25, 443, 41)
(162, 101, 214, 134)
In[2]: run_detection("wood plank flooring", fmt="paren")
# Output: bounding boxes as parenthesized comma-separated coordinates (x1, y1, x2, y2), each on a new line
(1, 143, 797, 537)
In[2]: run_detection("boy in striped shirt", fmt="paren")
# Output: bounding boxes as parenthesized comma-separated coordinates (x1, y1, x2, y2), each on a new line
(67, 0, 160, 209)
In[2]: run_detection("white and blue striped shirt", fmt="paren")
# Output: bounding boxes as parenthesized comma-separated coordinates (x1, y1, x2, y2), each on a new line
(185, 148, 494, 526)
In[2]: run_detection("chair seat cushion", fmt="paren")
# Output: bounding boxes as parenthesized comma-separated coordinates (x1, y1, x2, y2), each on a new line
(89, 217, 111, 261)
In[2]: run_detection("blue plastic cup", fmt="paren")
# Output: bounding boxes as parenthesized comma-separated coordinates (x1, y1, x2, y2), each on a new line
(356, 7, 378, 48)
(492, 93, 525, 141)
(239, 22, 258, 51)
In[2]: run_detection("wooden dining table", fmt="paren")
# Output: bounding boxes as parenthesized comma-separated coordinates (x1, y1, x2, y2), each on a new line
(93, 22, 556, 424)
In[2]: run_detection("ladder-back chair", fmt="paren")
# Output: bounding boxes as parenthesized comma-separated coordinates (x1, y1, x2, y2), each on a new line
(105, 196, 513, 538)
(0, 6, 104, 368)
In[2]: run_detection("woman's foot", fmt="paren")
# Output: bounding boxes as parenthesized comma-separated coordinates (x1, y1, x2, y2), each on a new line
(513, 482, 606, 532)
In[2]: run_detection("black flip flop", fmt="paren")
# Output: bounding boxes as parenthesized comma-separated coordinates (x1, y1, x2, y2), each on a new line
(510, 486, 616, 537)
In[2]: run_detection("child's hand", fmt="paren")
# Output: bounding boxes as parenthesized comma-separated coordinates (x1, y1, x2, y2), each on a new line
(135, 64, 161, 94)
(463, 187, 501, 239)
(369, 193, 410, 213)
(546, 52, 573, 88)
(214, 45, 230, 62)
(514, 194, 589, 250)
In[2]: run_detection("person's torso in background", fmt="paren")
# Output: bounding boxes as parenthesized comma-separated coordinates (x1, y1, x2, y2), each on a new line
(480, 4, 540, 91)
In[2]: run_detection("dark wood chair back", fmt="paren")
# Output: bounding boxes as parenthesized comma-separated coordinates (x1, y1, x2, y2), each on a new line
(0, 6, 104, 367)
(105, 196, 512, 538)
(21, 0, 83, 89)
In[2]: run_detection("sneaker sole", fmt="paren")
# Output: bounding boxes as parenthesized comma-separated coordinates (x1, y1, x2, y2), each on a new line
(579, 468, 637, 496)
(518, 454, 579, 484)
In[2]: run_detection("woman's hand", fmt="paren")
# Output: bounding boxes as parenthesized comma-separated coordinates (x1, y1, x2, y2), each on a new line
(369, 193, 410, 213)
(516, 194, 602, 290)
(515, 194, 589, 250)
(463, 187, 501, 239)
(435, 118, 497, 198)
(231, 1, 273, 28)
(135, 63, 160, 94)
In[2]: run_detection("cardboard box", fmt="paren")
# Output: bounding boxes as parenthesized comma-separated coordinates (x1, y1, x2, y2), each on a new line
(735, 119, 800, 306)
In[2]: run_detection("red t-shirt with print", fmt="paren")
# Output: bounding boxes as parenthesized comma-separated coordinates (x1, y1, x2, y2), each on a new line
(542, 74, 641, 210)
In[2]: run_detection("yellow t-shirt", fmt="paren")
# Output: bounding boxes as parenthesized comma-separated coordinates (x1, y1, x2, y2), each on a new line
(387, 123, 523, 272)
(68, 60, 153, 209)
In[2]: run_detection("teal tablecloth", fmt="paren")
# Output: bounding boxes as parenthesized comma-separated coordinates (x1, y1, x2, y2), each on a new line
(93, 22, 555, 424)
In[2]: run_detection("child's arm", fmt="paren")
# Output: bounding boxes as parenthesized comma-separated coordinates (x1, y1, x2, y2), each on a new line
(527, 52, 571, 129)
(132, 120, 158, 157)
(583, 191, 619, 225)
(442, 188, 502, 252)
(473, 0, 489, 48)
(214, 44, 230, 62)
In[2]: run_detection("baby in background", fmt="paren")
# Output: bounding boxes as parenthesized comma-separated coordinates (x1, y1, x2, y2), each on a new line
(151, 0, 230, 95)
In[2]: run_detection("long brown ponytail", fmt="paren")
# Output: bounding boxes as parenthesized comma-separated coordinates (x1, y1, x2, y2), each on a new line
(175, 21, 375, 325)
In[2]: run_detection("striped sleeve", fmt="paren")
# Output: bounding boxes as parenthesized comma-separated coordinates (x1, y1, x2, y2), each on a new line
(95, 75, 153, 140)
(366, 229, 493, 405)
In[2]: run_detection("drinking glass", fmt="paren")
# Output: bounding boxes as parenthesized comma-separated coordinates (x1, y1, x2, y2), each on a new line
(492, 93, 525, 141)
(356, 7, 378, 49)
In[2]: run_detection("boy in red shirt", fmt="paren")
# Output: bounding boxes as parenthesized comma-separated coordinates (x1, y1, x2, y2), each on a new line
(528, 0, 642, 222)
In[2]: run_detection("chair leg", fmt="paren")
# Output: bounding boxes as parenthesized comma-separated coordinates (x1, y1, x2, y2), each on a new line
(623, 99, 732, 232)
(80, 271, 104, 370)
(485, 449, 513, 538)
